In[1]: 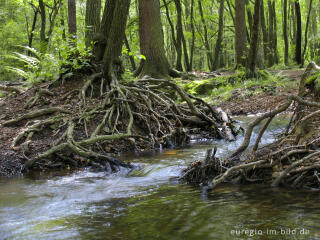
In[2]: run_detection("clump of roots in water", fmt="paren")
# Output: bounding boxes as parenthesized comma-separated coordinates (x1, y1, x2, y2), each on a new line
(181, 62, 320, 190)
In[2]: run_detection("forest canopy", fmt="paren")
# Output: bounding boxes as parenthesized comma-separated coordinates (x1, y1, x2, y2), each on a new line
(0, 0, 317, 83)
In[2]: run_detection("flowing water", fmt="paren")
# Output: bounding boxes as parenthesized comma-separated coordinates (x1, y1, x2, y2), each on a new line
(0, 115, 319, 240)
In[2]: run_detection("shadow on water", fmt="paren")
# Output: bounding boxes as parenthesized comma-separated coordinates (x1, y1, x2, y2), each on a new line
(0, 115, 319, 240)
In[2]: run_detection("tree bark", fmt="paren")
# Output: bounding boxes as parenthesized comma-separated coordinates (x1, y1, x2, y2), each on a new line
(283, 0, 289, 65)
(246, 0, 261, 78)
(39, 0, 47, 52)
(67, 0, 77, 38)
(295, 0, 302, 65)
(95, 0, 116, 61)
(211, 0, 224, 71)
(138, 0, 171, 78)
(28, 6, 39, 50)
(85, 0, 101, 47)
(302, 0, 313, 64)
(102, 0, 131, 81)
(235, 0, 247, 67)
(198, 0, 213, 70)
(188, 0, 195, 70)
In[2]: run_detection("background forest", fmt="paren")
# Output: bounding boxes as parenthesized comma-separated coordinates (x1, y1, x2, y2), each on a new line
(0, 0, 317, 84)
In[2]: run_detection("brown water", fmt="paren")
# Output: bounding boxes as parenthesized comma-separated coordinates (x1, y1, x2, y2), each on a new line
(0, 115, 319, 240)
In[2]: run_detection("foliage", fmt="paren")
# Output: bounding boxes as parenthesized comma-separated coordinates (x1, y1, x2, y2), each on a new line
(178, 71, 293, 103)
(3, 46, 60, 84)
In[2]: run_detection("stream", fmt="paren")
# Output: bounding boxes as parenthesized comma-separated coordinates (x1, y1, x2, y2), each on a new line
(0, 115, 319, 240)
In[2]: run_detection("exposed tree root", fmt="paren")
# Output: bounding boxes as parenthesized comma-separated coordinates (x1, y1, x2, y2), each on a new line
(0, 85, 23, 94)
(181, 62, 320, 190)
(2, 72, 235, 175)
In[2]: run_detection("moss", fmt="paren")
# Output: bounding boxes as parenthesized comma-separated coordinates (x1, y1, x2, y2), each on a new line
(305, 73, 320, 85)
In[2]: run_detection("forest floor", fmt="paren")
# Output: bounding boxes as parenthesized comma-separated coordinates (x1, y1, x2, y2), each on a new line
(0, 69, 304, 177)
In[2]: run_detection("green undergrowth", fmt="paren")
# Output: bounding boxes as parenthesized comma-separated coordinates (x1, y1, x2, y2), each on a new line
(176, 69, 295, 104)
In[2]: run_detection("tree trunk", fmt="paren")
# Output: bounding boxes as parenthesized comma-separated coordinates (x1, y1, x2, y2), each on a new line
(124, 35, 137, 71)
(283, 0, 289, 65)
(39, 0, 47, 53)
(188, 0, 195, 70)
(260, 0, 269, 66)
(173, 0, 190, 71)
(95, 0, 116, 61)
(302, 0, 313, 64)
(67, 0, 77, 38)
(174, 0, 183, 71)
(102, 0, 131, 81)
(295, 0, 302, 65)
(211, 0, 224, 71)
(267, 0, 274, 66)
(163, 0, 180, 70)
(138, 0, 171, 78)
(85, 0, 101, 47)
(60, 2, 66, 40)
(246, 0, 261, 78)
(235, 0, 247, 67)
(28, 7, 39, 50)
(198, 0, 213, 70)
(272, 1, 279, 64)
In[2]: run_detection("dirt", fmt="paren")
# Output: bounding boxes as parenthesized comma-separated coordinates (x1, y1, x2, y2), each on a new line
(219, 87, 297, 115)
(0, 69, 303, 177)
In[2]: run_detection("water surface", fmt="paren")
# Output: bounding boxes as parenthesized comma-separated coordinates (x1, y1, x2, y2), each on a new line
(0, 115, 319, 240)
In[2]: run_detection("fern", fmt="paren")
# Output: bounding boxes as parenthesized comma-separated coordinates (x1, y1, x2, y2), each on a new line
(16, 46, 41, 59)
(2, 46, 60, 84)
(5, 66, 28, 78)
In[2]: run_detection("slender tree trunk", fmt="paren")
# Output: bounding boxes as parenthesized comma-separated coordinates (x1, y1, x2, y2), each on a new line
(163, 0, 181, 71)
(138, 0, 171, 78)
(267, 0, 274, 66)
(246, 0, 261, 78)
(124, 35, 137, 71)
(28, 8, 39, 50)
(174, 0, 190, 71)
(67, 0, 77, 38)
(60, 2, 66, 40)
(189, 0, 195, 70)
(260, 0, 269, 66)
(85, 0, 101, 47)
(47, 1, 62, 40)
(302, 0, 313, 64)
(295, 0, 302, 65)
(39, 0, 47, 52)
(198, 0, 213, 70)
(235, 0, 247, 67)
(283, 0, 289, 65)
(173, 0, 183, 71)
(211, 0, 224, 71)
(272, 1, 279, 64)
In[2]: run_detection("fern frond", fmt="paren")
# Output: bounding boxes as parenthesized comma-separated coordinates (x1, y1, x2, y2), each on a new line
(16, 45, 42, 59)
(13, 52, 40, 66)
(5, 66, 28, 78)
